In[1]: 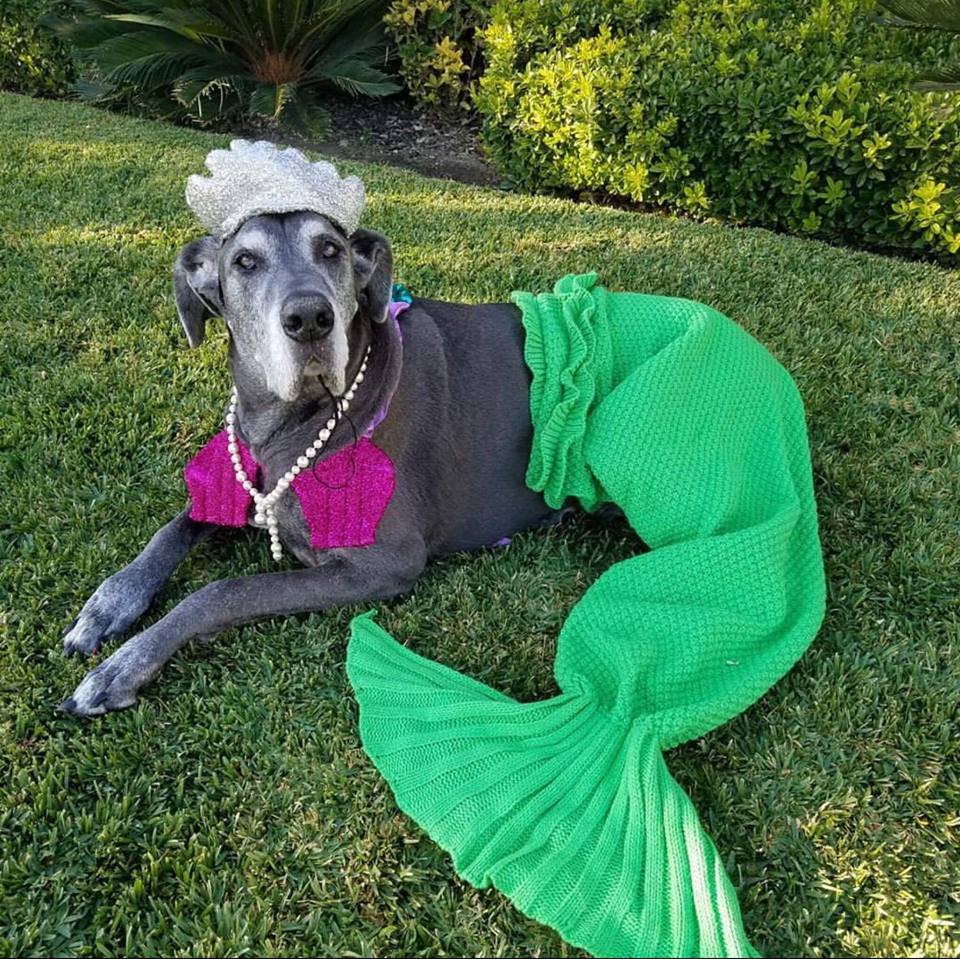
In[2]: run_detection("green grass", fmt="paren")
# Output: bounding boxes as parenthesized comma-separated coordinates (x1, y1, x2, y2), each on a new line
(1, 91, 958, 958)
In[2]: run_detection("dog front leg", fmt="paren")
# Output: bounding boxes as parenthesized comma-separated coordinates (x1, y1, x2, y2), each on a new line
(62, 507, 214, 657)
(60, 535, 427, 717)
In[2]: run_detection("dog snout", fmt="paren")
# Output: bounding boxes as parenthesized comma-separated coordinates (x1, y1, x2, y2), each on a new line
(280, 293, 335, 342)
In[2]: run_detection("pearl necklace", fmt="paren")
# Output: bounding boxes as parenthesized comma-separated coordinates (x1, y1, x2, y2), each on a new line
(226, 346, 371, 561)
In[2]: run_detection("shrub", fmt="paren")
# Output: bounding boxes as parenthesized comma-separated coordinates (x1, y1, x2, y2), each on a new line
(1, 0, 75, 96)
(45, 0, 400, 133)
(384, 0, 489, 112)
(475, 0, 960, 259)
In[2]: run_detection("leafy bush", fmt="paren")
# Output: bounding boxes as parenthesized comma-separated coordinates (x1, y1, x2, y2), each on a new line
(384, 0, 488, 111)
(1, 0, 75, 96)
(45, 0, 400, 133)
(474, 0, 960, 259)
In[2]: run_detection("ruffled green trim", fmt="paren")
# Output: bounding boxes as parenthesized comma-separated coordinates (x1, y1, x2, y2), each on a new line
(511, 272, 613, 512)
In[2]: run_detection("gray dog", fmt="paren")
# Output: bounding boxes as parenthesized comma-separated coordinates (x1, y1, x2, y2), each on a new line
(60, 210, 570, 716)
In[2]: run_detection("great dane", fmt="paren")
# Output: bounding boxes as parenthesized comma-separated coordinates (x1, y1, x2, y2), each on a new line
(60, 212, 571, 716)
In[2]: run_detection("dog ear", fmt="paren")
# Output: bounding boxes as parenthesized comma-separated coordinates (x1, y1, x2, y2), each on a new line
(173, 235, 222, 348)
(350, 229, 393, 324)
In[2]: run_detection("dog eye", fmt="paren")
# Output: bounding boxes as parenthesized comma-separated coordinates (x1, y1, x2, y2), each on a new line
(234, 252, 257, 271)
(319, 240, 341, 259)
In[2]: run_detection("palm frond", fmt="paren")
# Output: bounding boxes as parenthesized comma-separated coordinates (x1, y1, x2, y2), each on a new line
(205, 0, 294, 57)
(90, 29, 209, 71)
(41, 11, 131, 48)
(103, 13, 235, 42)
(311, 58, 400, 97)
(304, 8, 388, 74)
(916, 62, 960, 88)
(180, 77, 248, 123)
(71, 76, 118, 100)
(250, 80, 299, 119)
(107, 51, 202, 89)
(173, 62, 250, 104)
(875, 0, 960, 32)
(280, 88, 331, 136)
(289, 0, 387, 60)
(268, 0, 354, 56)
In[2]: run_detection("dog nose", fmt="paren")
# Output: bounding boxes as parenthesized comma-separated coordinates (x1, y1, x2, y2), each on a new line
(280, 294, 335, 342)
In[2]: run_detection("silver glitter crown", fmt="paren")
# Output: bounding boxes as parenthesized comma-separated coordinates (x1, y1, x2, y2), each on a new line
(186, 139, 366, 238)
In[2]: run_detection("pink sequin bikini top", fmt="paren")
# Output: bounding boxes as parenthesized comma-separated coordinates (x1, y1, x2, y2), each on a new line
(184, 295, 411, 550)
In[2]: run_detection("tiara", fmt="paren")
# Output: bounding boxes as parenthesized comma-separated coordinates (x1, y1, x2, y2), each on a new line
(185, 139, 366, 238)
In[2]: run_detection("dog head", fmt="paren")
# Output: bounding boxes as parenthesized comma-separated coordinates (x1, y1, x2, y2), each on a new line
(173, 211, 392, 402)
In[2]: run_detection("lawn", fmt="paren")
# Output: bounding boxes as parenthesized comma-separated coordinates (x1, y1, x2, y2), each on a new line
(1, 92, 958, 958)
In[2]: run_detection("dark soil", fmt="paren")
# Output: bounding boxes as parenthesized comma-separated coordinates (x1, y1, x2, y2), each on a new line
(300, 93, 501, 188)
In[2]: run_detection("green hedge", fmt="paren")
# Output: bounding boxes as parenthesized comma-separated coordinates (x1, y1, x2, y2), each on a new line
(474, 0, 960, 259)
(384, 0, 489, 112)
(0, 0, 74, 97)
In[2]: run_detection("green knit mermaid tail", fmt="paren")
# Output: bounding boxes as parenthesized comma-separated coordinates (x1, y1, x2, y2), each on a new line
(347, 273, 826, 957)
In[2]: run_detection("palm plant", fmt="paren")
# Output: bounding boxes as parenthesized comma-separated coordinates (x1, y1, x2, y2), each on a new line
(875, 0, 960, 90)
(44, 0, 401, 132)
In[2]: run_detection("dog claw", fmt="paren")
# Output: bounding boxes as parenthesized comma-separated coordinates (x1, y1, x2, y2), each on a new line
(62, 612, 105, 657)
(58, 692, 106, 719)
(58, 694, 113, 718)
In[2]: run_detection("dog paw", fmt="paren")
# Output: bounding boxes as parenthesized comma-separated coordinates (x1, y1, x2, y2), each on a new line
(62, 607, 111, 657)
(59, 643, 147, 717)
(62, 574, 151, 657)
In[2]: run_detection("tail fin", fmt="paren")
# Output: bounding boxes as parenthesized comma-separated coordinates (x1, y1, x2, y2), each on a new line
(348, 611, 760, 959)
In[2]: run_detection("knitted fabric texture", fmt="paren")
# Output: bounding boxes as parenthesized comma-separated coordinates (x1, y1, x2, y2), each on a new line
(290, 437, 395, 549)
(346, 272, 826, 957)
(184, 428, 259, 527)
(185, 431, 396, 549)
